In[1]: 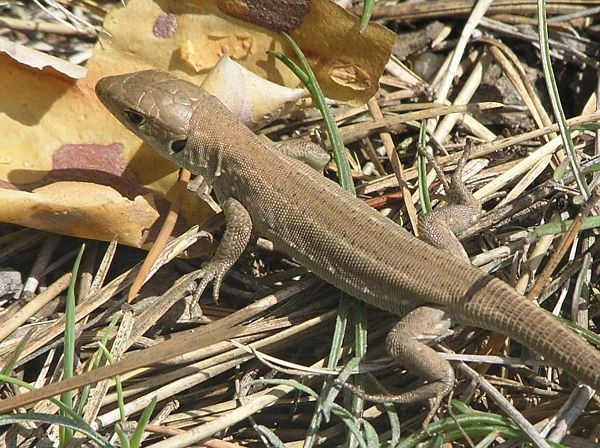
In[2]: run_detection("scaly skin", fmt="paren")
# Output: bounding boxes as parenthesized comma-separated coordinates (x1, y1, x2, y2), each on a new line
(95, 70, 600, 409)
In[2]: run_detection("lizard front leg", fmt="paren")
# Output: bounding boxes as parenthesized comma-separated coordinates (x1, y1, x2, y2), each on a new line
(272, 139, 330, 171)
(192, 140, 325, 302)
(193, 197, 252, 303)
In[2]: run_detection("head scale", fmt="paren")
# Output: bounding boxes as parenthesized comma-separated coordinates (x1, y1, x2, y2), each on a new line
(95, 70, 205, 158)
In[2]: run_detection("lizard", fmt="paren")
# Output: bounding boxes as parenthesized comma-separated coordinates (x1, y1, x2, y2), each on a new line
(89, 70, 599, 417)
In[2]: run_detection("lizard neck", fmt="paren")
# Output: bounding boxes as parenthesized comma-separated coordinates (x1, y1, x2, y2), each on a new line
(180, 104, 266, 190)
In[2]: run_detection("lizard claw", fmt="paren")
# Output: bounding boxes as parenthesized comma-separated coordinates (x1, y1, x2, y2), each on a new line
(191, 259, 233, 303)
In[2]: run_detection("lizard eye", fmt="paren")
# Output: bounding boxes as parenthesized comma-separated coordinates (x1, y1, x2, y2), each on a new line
(170, 139, 187, 153)
(124, 110, 145, 125)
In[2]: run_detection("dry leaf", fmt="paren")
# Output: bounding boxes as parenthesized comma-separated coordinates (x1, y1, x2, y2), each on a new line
(91, 0, 393, 102)
(202, 57, 305, 128)
(0, 0, 393, 247)
(0, 36, 86, 79)
(0, 51, 210, 248)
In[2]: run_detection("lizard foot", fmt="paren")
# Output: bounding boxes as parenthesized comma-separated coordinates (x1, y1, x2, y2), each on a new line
(417, 140, 481, 261)
(191, 258, 234, 303)
(333, 377, 447, 429)
(417, 138, 478, 209)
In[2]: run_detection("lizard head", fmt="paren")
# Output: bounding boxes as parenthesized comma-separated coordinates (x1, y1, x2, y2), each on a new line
(96, 70, 204, 163)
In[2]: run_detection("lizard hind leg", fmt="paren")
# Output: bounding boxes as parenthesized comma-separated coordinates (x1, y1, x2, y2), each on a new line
(418, 142, 482, 262)
(385, 306, 455, 425)
(338, 306, 455, 427)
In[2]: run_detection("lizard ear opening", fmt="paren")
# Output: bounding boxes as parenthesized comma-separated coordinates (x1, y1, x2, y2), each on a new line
(170, 139, 187, 153)
(124, 110, 145, 125)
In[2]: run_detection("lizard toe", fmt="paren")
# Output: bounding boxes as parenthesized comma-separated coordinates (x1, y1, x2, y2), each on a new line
(191, 260, 233, 303)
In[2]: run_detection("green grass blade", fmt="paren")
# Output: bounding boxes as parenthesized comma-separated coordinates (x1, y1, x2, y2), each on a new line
(0, 412, 111, 447)
(76, 311, 122, 414)
(129, 395, 158, 448)
(417, 123, 432, 214)
(115, 424, 131, 448)
(270, 35, 355, 195)
(97, 341, 127, 424)
(358, 0, 374, 33)
(1, 329, 34, 376)
(60, 243, 85, 446)
(536, 0, 588, 197)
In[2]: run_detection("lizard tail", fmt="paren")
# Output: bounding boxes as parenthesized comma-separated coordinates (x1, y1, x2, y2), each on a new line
(460, 275, 600, 391)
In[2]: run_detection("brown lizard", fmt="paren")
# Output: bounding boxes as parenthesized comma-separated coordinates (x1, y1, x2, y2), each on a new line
(2, 69, 595, 420)
(90, 70, 599, 414)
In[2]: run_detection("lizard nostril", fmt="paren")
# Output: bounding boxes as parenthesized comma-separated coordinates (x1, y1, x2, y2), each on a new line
(170, 139, 187, 153)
